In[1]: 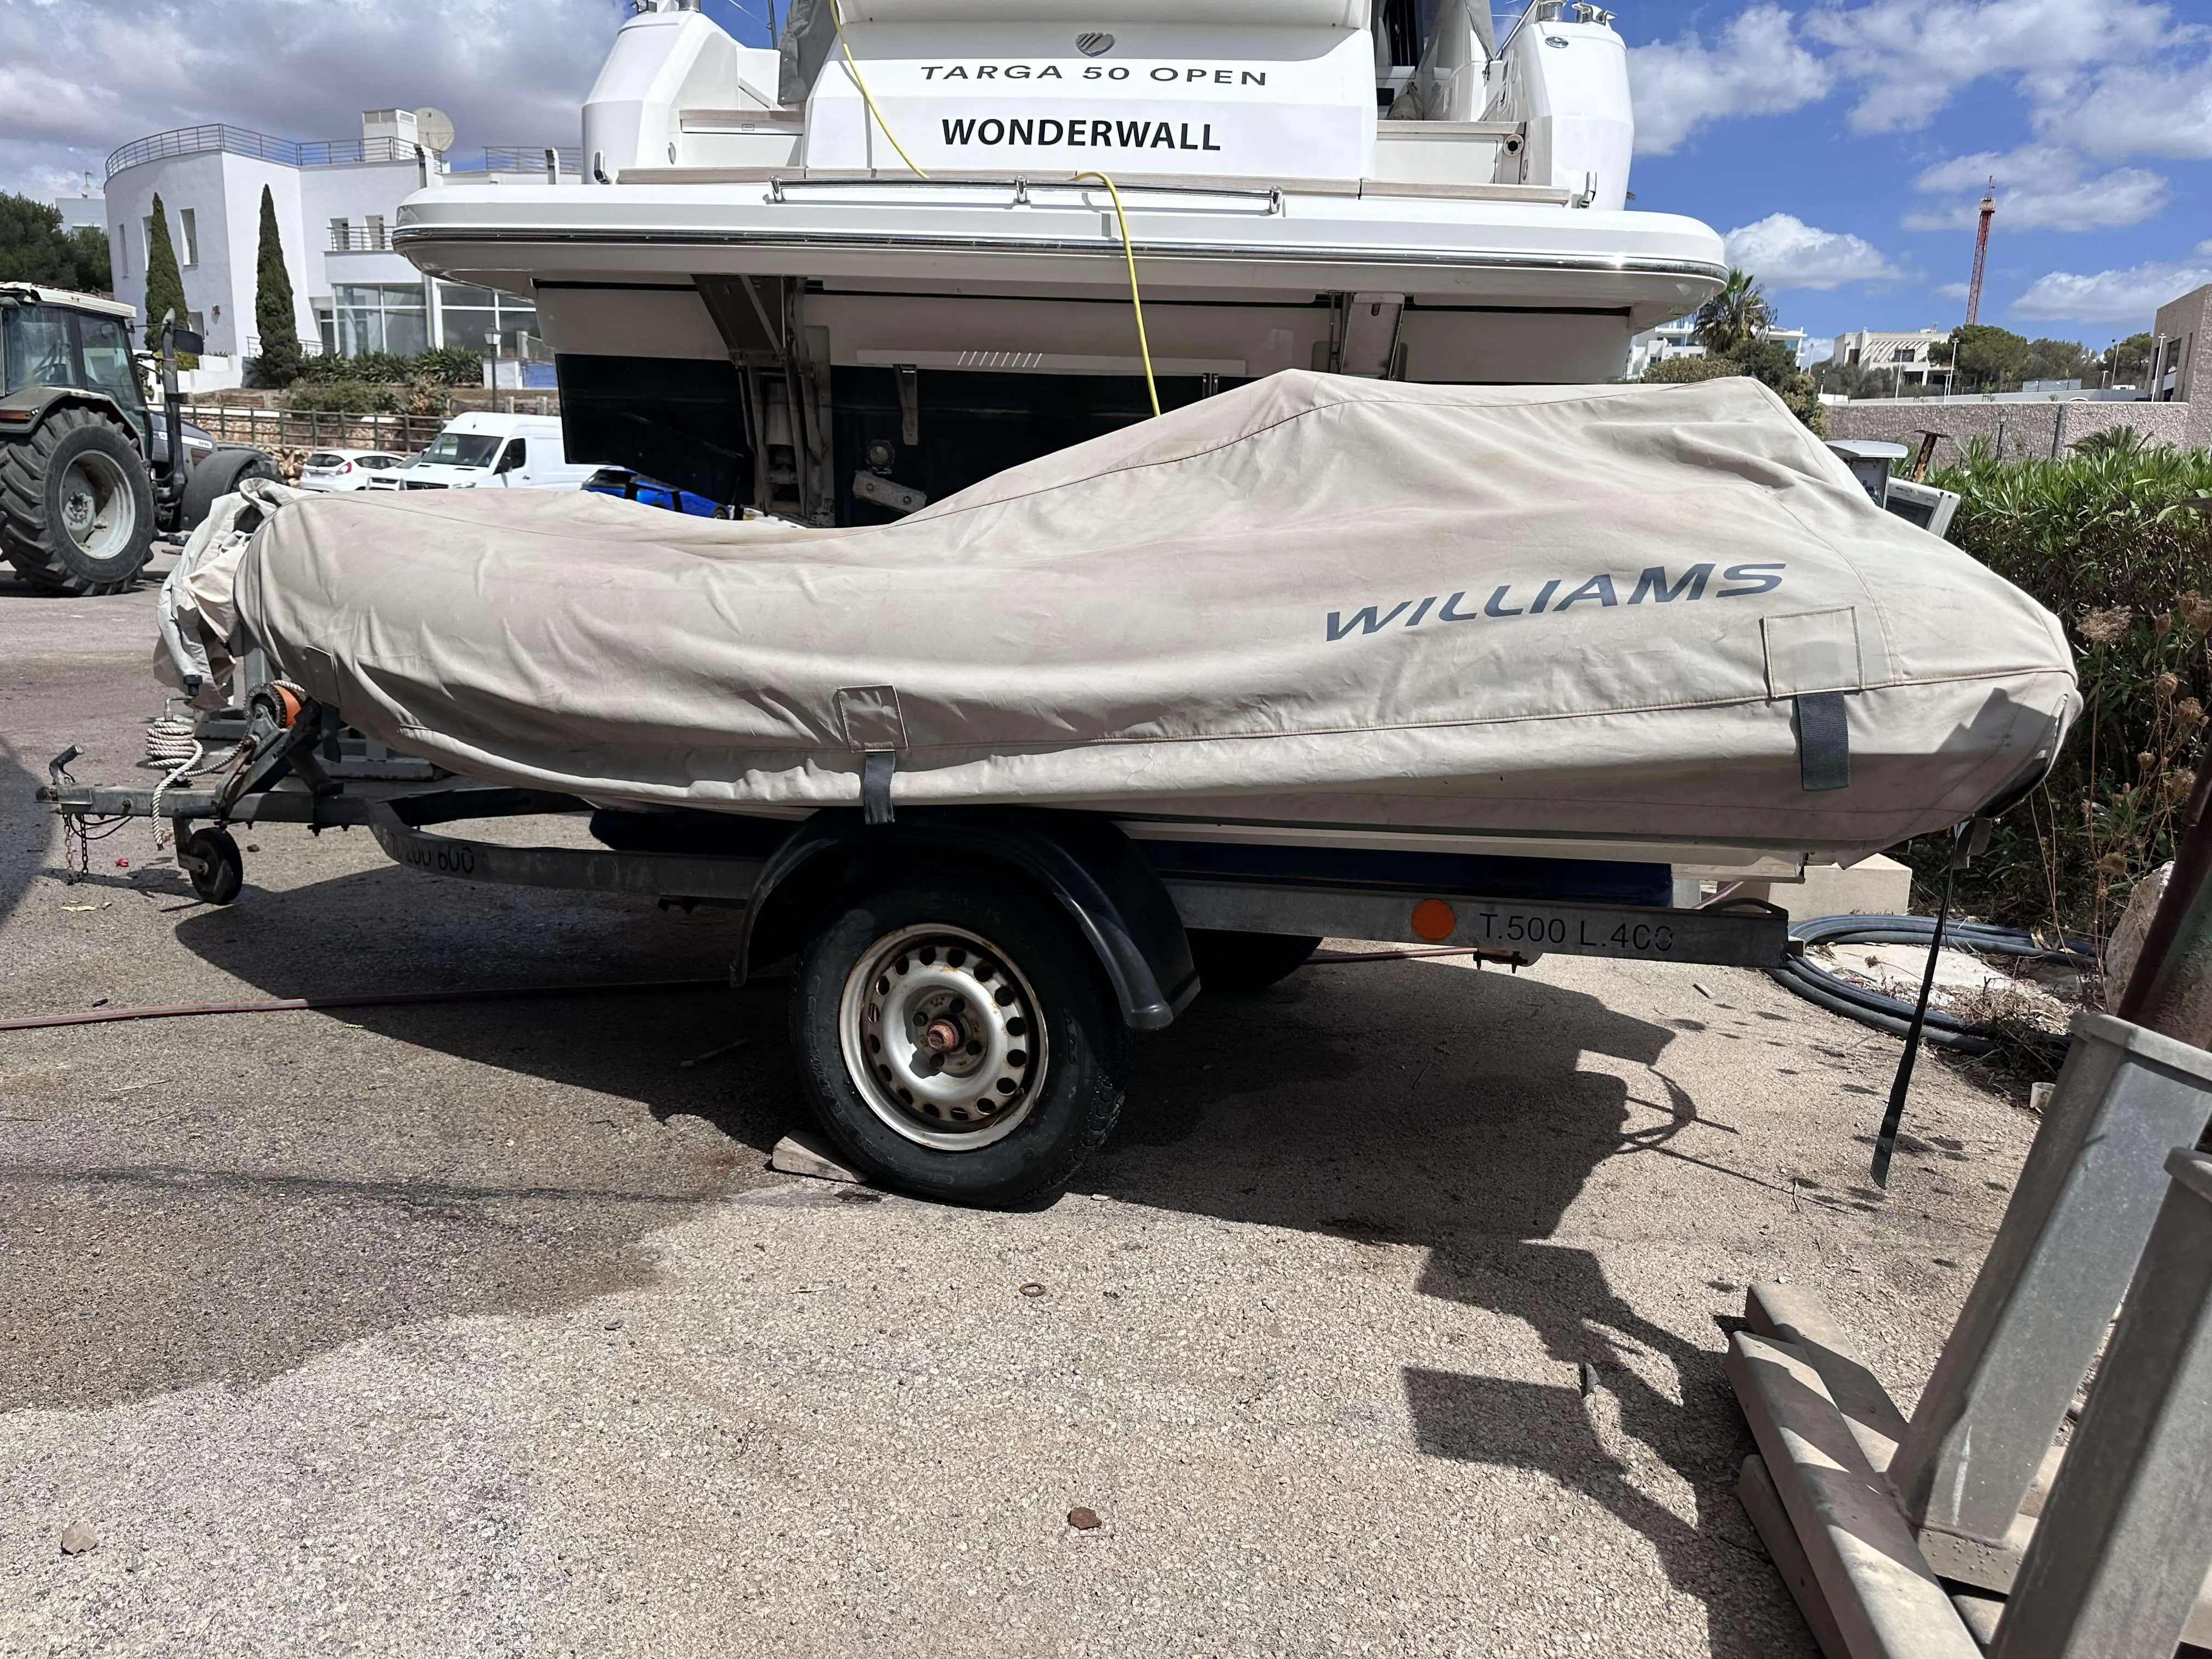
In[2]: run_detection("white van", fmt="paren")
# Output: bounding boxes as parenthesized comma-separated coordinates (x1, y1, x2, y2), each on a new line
(369, 413, 597, 493)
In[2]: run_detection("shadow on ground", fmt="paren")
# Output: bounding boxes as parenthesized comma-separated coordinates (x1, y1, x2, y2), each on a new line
(1099, 960, 1800, 1655)
(3, 860, 797, 1413)
(80, 870, 1802, 1648)
(0, 738, 38, 927)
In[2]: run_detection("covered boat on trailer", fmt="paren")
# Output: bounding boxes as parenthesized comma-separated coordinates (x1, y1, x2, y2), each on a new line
(55, 373, 2079, 1205)
(232, 373, 2078, 867)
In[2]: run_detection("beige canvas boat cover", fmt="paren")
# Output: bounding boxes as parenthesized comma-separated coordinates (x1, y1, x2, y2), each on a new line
(234, 371, 2078, 861)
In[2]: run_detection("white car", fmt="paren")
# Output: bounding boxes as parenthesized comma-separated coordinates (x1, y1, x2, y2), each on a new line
(297, 448, 410, 493)
(363, 413, 597, 492)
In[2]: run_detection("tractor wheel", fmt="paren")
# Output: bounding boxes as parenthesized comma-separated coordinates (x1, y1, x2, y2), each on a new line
(179, 446, 283, 536)
(0, 407, 156, 595)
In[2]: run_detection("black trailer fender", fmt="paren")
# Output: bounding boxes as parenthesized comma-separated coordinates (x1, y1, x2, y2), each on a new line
(737, 808, 1199, 1031)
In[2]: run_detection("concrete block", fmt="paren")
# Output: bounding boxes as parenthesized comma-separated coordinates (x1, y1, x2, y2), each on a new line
(1745, 1283, 1910, 1473)
(1725, 1331, 1981, 1659)
(770, 1128, 868, 1186)
(1777, 856, 1915, 923)
(1739, 1454, 1852, 1659)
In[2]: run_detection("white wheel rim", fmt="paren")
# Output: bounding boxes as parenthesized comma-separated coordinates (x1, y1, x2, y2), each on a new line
(59, 449, 134, 559)
(837, 923, 1049, 1151)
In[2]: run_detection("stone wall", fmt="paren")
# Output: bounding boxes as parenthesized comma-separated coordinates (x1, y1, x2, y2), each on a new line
(1824, 398, 2199, 466)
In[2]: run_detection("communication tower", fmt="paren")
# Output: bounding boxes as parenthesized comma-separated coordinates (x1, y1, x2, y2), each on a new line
(1964, 179, 1996, 326)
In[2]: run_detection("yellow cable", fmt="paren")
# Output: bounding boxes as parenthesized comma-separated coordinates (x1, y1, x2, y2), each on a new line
(827, 0, 927, 177)
(1075, 170, 1159, 419)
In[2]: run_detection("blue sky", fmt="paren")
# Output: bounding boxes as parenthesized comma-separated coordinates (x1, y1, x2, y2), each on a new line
(1614, 0, 2212, 354)
(4, 0, 2206, 355)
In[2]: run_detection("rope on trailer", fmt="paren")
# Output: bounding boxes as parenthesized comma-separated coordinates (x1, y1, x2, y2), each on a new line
(144, 702, 240, 851)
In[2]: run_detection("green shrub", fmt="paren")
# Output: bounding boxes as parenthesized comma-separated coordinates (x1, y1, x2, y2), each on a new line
(1638, 342, 1828, 436)
(1902, 439, 2212, 941)
(297, 350, 411, 384)
(296, 347, 483, 385)
(285, 379, 397, 414)
(410, 346, 488, 384)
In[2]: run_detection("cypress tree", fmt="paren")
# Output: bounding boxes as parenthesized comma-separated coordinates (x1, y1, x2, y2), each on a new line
(252, 185, 302, 386)
(140, 193, 194, 367)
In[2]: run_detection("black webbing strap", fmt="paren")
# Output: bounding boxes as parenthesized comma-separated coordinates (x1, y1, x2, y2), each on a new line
(1872, 828, 1963, 1188)
(861, 749, 896, 826)
(1795, 691, 1851, 792)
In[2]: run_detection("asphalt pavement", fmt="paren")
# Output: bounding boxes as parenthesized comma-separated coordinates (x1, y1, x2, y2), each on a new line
(0, 559, 2039, 1656)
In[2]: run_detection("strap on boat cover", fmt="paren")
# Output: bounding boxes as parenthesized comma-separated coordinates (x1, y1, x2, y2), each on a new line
(1793, 692, 1851, 792)
(862, 751, 896, 825)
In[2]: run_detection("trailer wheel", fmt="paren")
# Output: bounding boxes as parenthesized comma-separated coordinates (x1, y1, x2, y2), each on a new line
(792, 873, 1130, 1207)
(179, 826, 243, 905)
(1188, 929, 1323, 994)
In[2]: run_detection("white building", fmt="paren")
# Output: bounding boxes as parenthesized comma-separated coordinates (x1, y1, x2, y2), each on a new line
(1627, 316, 1810, 377)
(54, 174, 105, 232)
(103, 110, 575, 383)
(1828, 327, 1950, 390)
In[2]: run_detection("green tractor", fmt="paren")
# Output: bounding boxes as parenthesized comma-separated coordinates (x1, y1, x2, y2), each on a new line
(0, 284, 281, 596)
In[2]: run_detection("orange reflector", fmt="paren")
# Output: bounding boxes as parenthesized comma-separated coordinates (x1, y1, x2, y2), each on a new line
(1410, 899, 1456, 942)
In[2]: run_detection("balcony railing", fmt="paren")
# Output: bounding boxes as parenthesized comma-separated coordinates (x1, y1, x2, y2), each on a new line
(110, 127, 579, 180)
(458, 146, 584, 176)
(329, 225, 394, 252)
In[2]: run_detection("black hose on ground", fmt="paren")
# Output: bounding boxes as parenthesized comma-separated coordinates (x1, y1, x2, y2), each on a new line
(1770, 914, 2095, 1056)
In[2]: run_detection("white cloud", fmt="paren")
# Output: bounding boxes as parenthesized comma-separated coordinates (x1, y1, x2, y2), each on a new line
(1799, 0, 2185, 135)
(1723, 213, 1905, 289)
(1903, 144, 2169, 232)
(1621, 0, 2206, 186)
(2033, 56, 2212, 160)
(0, 0, 618, 199)
(2012, 259, 2212, 323)
(1625, 5, 1830, 155)
(1799, 334, 1835, 366)
(1934, 281, 1970, 301)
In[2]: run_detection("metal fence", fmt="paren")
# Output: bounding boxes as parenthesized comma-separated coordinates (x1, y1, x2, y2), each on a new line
(187, 406, 450, 458)
(462, 146, 584, 176)
(328, 224, 393, 252)
(109, 127, 580, 179)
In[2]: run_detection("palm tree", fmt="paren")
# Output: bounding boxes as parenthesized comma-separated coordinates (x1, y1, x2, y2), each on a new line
(1692, 268, 1773, 357)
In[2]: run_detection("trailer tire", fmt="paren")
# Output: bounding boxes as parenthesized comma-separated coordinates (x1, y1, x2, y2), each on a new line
(179, 826, 243, 906)
(791, 872, 1130, 1207)
(1188, 929, 1323, 993)
(0, 408, 156, 595)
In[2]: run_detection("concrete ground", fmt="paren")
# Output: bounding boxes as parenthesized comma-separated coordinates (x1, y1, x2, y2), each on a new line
(1, 560, 2038, 1656)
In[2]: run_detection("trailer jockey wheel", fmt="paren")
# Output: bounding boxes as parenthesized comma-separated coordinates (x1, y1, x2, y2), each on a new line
(179, 826, 243, 905)
(791, 873, 1130, 1207)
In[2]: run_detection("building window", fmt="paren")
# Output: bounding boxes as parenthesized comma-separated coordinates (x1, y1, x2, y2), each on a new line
(329, 218, 350, 252)
(365, 215, 386, 251)
(116, 225, 128, 280)
(179, 208, 198, 268)
(326, 283, 429, 356)
(142, 216, 154, 267)
(436, 280, 541, 356)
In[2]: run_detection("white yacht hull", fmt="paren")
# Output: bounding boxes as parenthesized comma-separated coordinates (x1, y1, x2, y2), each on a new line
(389, 1, 1731, 520)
